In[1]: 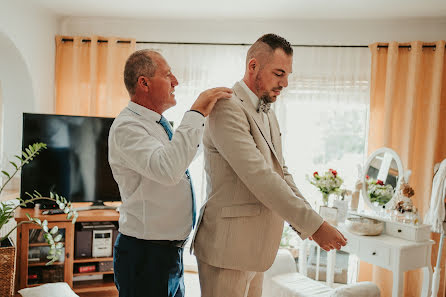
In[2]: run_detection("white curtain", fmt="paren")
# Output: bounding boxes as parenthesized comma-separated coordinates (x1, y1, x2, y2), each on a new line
(136, 43, 371, 210)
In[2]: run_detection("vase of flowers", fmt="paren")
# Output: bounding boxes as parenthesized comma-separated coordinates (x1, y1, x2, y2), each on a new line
(0, 143, 77, 296)
(366, 177, 394, 206)
(307, 169, 344, 206)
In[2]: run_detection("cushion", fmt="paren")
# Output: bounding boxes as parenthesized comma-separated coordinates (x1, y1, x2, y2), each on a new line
(330, 281, 380, 297)
(271, 273, 332, 297)
(18, 282, 79, 297)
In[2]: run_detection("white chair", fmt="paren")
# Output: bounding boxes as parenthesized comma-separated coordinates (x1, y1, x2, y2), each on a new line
(263, 249, 380, 297)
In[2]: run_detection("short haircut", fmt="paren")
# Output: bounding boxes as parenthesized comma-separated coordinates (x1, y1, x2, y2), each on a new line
(124, 49, 159, 96)
(246, 33, 293, 66)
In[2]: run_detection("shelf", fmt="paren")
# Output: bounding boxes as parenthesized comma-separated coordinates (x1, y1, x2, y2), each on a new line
(28, 261, 64, 267)
(29, 242, 65, 247)
(26, 283, 45, 287)
(73, 278, 117, 293)
(73, 271, 114, 276)
(73, 257, 113, 263)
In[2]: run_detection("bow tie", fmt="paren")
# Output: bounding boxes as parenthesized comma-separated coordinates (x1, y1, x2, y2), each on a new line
(257, 99, 271, 113)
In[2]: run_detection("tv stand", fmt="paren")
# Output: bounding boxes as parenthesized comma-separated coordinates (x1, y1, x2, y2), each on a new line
(14, 202, 121, 295)
(75, 201, 118, 212)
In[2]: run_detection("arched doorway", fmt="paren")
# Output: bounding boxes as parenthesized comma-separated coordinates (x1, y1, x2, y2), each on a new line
(0, 30, 35, 191)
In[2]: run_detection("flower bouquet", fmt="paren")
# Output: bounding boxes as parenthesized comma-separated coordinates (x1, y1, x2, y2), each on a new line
(307, 169, 343, 206)
(366, 177, 394, 205)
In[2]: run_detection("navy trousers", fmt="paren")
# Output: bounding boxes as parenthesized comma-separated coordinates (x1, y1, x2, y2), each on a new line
(113, 233, 185, 297)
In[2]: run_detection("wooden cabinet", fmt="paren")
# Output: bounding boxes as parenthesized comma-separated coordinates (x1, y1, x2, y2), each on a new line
(14, 203, 120, 295)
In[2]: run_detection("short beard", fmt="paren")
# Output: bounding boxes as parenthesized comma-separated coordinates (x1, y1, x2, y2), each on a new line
(255, 72, 273, 103)
(260, 93, 273, 104)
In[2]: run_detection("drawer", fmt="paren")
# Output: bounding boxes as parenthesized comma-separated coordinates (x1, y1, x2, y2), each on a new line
(385, 222, 431, 242)
(358, 241, 390, 268)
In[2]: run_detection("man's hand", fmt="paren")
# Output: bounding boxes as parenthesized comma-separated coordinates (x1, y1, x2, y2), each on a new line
(311, 221, 347, 252)
(191, 87, 233, 117)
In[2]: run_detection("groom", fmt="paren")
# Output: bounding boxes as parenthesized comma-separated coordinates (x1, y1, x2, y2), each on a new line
(192, 33, 347, 297)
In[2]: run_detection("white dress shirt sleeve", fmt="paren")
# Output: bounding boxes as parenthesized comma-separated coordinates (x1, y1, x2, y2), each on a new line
(110, 111, 204, 185)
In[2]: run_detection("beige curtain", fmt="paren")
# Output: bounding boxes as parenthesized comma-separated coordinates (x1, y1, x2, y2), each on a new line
(55, 35, 136, 117)
(358, 41, 446, 297)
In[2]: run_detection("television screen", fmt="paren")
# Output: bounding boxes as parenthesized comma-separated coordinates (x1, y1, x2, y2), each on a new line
(21, 113, 120, 207)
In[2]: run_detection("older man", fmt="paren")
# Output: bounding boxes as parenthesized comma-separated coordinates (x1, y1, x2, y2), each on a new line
(192, 34, 347, 297)
(109, 49, 232, 297)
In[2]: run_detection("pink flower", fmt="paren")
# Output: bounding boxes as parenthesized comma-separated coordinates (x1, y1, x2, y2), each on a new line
(329, 169, 337, 177)
(313, 171, 319, 177)
(366, 175, 370, 179)
(377, 180, 384, 186)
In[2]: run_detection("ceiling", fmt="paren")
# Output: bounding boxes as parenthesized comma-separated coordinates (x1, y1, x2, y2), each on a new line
(31, 0, 446, 20)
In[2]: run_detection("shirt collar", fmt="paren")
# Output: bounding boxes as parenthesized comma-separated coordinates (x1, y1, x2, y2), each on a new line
(239, 80, 260, 110)
(127, 101, 162, 122)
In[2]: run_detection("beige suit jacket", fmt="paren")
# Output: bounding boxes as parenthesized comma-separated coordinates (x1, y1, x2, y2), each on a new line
(192, 82, 323, 272)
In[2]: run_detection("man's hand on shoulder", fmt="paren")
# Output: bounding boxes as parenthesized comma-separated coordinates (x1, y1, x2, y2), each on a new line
(311, 221, 347, 252)
(191, 87, 233, 117)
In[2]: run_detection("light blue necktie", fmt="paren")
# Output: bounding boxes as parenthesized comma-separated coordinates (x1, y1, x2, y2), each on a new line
(158, 115, 196, 229)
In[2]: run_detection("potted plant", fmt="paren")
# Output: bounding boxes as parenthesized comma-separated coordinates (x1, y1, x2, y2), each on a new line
(0, 142, 77, 297)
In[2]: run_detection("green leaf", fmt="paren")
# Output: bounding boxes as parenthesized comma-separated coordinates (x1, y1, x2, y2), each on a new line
(22, 151, 28, 159)
(25, 213, 31, 220)
(25, 148, 32, 156)
(54, 234, 62, 242)
(50, 226, 58, 234)
(1, 171, 10, 179)
(9, 161, 18, 170)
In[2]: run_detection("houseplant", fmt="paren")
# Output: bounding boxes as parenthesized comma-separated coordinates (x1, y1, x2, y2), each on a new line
(0, 142, 77, 296)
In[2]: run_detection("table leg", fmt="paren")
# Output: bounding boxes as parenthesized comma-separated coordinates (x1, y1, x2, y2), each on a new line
(392, 269, 404, 297)
(421, 265, 433, 297)
(299, 239, 308, 276)
(327, 249, 336, 287)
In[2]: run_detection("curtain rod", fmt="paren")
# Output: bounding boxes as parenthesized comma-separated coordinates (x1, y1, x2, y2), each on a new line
(60, 38, 441, 48)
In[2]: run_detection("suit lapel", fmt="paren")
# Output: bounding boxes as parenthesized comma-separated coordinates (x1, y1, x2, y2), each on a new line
(233, 82, 281, 164)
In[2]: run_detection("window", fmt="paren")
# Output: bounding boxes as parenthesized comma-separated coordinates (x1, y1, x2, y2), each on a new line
(136, 43, 371, 208)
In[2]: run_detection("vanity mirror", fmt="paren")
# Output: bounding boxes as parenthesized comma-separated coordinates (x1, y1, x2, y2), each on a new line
(361, 147, 407, 214)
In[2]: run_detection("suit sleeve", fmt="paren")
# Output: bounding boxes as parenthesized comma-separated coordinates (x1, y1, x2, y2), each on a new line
(208, 99, 323, 239)
(282, 161, 312, 208)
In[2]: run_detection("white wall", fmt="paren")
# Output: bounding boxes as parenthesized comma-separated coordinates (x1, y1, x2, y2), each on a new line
(60, 17, 446, 45)
(0, 0, 58, 162)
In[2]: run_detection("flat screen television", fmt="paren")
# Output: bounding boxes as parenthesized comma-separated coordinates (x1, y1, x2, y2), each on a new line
(20, 113, 120, 209)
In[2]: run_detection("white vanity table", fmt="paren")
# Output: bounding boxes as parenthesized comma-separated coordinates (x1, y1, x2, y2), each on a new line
(301, 147, 435, 297)
(327, 225, 434, 297)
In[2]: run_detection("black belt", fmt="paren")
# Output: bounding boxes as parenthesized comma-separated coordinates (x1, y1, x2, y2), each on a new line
(120, 233, 188, 248)
(145, 239, 188, 248)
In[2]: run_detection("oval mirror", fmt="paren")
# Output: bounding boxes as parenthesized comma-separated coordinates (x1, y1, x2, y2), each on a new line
(362, 147, 404, 213)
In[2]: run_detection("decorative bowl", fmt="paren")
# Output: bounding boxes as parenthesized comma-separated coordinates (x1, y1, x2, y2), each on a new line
(344, 217, 384, 236)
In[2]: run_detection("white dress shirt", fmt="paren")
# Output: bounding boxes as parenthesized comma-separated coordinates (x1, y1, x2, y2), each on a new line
(108, 101, 204, 240)
(239, 80, 271, 141)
